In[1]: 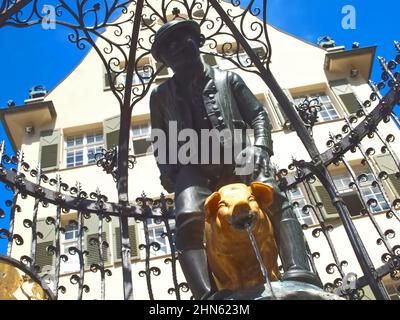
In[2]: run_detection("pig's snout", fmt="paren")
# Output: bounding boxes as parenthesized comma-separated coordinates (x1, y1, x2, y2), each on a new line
(231, 203, 257, 230)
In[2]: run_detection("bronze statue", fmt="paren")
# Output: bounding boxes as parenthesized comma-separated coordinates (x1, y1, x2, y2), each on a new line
(150, 19, 322, 300)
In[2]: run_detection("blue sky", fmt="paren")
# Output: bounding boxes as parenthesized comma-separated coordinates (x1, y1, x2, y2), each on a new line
(0, 0, 399, 253)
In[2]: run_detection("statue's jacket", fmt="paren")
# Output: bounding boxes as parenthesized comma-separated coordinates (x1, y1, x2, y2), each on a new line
(150, 63, 274, 192)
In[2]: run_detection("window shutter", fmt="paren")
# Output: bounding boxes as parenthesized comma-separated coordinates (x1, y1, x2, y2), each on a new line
(155, 62, 169, 76)
(39, 129, 60, 171)
(312, 181, 338, 219)
(193, 9, 205, 18)
(36, 241, 54, 271)
(267, 90, 292, 130)
(375, 154, 400, 197)
(104, 70, 118, 89)
(84, 215, 111, 266)
(114, 224, 139, 260)
(338, 93, 359, 114)
(86, 232, 109, 266)
(103, 115, 120, 149)
(252, 46, 266, 60)
(342, 193, 364, 217)
(329, 79, 360, 115)
(141, 17, 153, 29)
(202, 54, 217, 66)
(132, 139, 153, 156)
(35, 219, 56, 272)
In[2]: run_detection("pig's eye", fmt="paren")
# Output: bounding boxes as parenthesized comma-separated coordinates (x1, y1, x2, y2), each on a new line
(248, 196, 256, 202)
(218, 201, 228, 208)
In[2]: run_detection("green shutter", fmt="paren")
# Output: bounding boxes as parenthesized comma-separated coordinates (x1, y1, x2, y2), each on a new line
(338, 93, 360, 114)
(39, 129, 60, 171)
(86, 232, 109, 266)
(313, 182, 338, 219)
(202, 54, 217, 66)
(103, 115, 120, 149)
(375, 154, 400, 197)
(329, 79, 360, 115)
(133, 139, 152, 155)
(329, 79, 348, 88)
(141, 18, 153, 29)
(267, 90, 292, 130)
(84, 215, 111, 265)
(35, 241, 54, 271)
(35, 219, 55, 272)
(104, 70, 118, 88)
(252, 46, 266, 60)
(115, 224, 139, 260)
(342, 193, 364, 217)
(155, 62, 169, 76)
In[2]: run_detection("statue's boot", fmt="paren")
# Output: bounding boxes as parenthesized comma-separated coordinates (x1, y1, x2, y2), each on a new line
(277, 203, 323, 288)
(177, 249, 217, 300)
(176, 209, 219, 300)
(249, 163, 322, 288)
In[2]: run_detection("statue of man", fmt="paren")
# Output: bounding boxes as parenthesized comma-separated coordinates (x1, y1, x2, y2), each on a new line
(149, 19, 322, 300)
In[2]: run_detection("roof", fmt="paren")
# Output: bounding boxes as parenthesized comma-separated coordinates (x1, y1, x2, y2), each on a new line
(0, 101, 57, 150)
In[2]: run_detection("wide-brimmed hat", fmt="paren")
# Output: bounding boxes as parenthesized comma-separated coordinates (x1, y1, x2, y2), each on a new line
(151, 19, 201, 62)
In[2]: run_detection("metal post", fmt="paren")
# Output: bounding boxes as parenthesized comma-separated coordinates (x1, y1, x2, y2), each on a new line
(116, 0, 145, 300)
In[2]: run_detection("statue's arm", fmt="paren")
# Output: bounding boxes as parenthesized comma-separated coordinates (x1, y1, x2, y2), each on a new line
(150, 88, 176, 193)
(230, 72, 274, 156)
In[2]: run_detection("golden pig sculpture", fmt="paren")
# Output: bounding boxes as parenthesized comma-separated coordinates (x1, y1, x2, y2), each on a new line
(204, 182, 280, 291)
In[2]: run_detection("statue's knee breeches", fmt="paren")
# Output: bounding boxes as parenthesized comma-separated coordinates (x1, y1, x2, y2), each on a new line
(174, 186, 211, 251)
(175, 211, 205, 251)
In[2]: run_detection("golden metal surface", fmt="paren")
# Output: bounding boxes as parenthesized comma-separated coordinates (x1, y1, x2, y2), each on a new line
(0, 261, 48, 300)
(205, 183, 279, 291)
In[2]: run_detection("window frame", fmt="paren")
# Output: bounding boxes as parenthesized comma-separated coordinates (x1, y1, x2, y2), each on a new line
(64, 132, 104, 168)
(287, 184, 316, 226)
(60, 222, 83, 274)
(143, 217, 175, 259)
(293, 92, 340, 123)
(333, 171, 390, 216)
(130, 122, 153, 156)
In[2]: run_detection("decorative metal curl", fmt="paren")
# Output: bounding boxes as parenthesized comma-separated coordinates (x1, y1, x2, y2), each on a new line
(326, 132, 343, 155)
(294, 97, 321, 135)
(95, 146, 137, 182)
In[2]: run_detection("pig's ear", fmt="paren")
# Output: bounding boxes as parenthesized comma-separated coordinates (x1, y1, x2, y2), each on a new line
(250, 182, 274, 209)
(204, 192, 221, 223)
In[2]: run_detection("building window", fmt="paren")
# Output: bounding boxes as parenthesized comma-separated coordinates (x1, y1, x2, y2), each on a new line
(65, 224, 79, 240)
(146, 218, 175, 257)
(134, 67, 151, 85)
(61, 224, 82, 273)
(293, 92, 339, 122)
(359, 173, 390, 213)
(333, 172, 389, 216)
(287, 185, 315, 225)
(384, 277, 400, 300)
(216, 45, 265, 70)
(119, 67, 152, 86)
(218, 50, 249, 70)
(66, 132, 104, 168)
(131, 123, 153, 156)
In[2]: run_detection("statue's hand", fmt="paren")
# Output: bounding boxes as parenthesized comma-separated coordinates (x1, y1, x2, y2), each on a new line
(235, 146, 272, 184)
